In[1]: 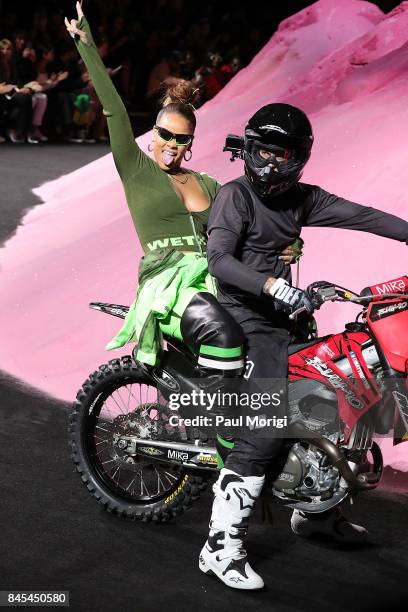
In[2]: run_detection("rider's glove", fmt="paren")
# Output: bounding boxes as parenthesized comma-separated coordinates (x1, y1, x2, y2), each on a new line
(267, 278, 315, 314)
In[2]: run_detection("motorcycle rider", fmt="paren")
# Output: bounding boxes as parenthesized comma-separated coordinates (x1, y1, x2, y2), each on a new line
(200, 103, 408, 589)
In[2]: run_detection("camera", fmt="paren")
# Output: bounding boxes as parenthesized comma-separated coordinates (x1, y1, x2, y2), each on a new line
(223, 134, 245, 161)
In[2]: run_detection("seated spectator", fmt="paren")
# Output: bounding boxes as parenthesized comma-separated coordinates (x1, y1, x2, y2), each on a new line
(0, 81, 15, 142)
(0, 38, 33, 143)
(16, 43, 49, 142)
(0, 0, 271, 142)
(13, 29, 29, 59)
(220, 53, 241, 84)
(35, 44, 69, 140)
(145, 50, 182, 116)
(44, 39, 89, 141)
(195, 51, 227, 101)
(179, 50, 196, 81)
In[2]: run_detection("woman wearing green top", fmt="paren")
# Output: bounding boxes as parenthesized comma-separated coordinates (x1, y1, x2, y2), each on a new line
(64, 2, 298, 375)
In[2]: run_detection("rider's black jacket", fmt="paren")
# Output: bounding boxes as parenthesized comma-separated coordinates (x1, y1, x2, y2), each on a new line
(207, 176, 408, 313)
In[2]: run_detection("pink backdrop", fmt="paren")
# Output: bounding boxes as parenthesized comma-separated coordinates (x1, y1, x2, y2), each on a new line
(0, 0, 407, 469)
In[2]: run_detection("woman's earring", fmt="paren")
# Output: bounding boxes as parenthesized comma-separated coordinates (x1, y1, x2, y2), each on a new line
(148, 142, 154, 152)
(183, 149, 192, 162)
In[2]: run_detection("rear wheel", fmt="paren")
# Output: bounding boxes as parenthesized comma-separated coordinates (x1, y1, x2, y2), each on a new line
(69, 356, 210, 522)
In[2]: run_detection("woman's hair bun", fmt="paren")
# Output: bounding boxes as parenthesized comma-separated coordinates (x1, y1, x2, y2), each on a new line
(160, 77, 200, 109)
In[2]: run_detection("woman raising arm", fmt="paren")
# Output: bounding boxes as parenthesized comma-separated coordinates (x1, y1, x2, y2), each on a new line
(64, 1, 300, 372)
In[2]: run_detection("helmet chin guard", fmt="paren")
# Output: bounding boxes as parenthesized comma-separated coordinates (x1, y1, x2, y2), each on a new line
(244, 103, 313, 198)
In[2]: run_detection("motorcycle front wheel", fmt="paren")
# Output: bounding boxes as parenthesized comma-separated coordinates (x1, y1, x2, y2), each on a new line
(69, 356, 209, 522)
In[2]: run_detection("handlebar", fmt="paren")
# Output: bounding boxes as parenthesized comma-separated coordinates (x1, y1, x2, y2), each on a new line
(289, 281, 408, 320)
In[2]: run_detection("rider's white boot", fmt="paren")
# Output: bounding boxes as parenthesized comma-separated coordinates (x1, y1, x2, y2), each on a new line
(199, 468, 265, 590)
(291, 507, 368, 544)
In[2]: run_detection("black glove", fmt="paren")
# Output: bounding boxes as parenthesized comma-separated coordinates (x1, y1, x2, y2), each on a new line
(267, 278, 315, 314)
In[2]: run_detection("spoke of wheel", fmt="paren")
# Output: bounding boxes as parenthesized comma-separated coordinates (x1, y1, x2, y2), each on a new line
(125, 477, 136, 493)
(127, 384, 147, 408)
(96, 447, 114, 458)
(102, 396, 116, 420)
(101, 458, 117, 466)
(99, 398, 114, 421)
(154, 466, 167, 495)
(124, 384, 132, 414)
(111, 466, 121, 482)
(96, 425, 111, 433)
(94, 433, 108, 442)
(164, 471, 178, 483)
(116, 385, 133, 414)
(140, 473, 150, 497)
(110, 388, 129, 415)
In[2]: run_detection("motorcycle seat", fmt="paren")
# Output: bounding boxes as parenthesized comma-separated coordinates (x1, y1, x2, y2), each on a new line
(288, 336, 330, 356)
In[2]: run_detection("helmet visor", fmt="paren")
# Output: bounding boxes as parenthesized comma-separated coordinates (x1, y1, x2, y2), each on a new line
(250, 142, 292, 169)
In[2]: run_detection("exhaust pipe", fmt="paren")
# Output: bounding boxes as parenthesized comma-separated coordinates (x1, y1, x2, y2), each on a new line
(289, 422, 382, 491)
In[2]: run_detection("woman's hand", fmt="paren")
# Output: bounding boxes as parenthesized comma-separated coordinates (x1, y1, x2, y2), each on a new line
(0, 82, 15, 94)
(279, 238, 304, 265)
(64, 1, 88, 44)
(16, 87, 32, 95)
(56, 71, 69, 82)
(24, 80, 43, 93)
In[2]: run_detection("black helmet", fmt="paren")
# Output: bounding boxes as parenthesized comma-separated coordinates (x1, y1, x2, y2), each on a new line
(244, 103, 314, 198)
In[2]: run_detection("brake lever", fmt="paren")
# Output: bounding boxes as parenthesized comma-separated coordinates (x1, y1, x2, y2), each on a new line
(289, 291, 337, 320)
(289, 305, 308, 320)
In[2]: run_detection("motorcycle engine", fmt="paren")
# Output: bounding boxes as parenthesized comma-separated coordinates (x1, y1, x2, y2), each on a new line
(272, 442, 340, 498)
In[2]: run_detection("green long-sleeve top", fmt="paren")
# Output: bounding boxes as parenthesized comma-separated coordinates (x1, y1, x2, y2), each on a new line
(74, 16, 220, 254)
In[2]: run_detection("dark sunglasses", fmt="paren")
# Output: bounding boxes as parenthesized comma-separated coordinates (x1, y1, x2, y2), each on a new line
(154, 125, 194, 146)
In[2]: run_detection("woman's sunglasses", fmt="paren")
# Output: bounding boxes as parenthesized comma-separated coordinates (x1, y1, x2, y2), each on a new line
(154, 125, 193, 146)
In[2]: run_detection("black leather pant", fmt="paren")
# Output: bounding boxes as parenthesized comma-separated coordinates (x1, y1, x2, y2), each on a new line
(180, 292, 245, 374)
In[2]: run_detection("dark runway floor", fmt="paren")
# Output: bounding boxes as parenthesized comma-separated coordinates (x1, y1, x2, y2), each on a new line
(0, 145, 407, 611)
(0, 142, 110, 246)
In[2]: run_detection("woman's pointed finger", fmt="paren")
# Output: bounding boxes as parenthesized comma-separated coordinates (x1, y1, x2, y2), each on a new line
(76, 1, 84, 20)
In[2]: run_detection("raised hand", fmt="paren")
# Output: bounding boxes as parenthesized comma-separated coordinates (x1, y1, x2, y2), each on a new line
(64, 1, 88, 44)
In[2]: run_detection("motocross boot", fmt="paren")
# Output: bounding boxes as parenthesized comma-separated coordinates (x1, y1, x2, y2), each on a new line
(290, 507, 368, 544)
(199, 468, 265, 590)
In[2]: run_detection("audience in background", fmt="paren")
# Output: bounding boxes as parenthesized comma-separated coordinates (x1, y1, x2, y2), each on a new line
(0, 0, 280, 144)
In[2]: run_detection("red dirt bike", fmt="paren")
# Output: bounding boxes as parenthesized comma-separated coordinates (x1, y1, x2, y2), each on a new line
(69, 275, 408, 521)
